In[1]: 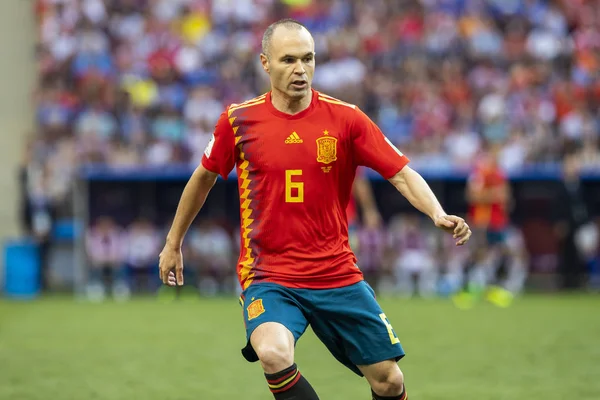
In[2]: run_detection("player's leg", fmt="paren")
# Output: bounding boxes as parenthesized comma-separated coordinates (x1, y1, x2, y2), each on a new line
(484, 231, 515, 307)
(359, 360, 406, 399)
(452, 228, 486, 308)
(305, 281, 406, 398)
(240, 283, 319, 399)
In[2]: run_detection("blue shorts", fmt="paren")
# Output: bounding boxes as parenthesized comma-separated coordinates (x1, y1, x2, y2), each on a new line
(486, 229, 507, 246)
(239, 281, 406, 376)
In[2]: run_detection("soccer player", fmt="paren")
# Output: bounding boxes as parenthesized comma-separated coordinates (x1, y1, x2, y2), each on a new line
(349, 167, 382, 232)
(159, 19, 471, 400)
(456, 145, 513, 308)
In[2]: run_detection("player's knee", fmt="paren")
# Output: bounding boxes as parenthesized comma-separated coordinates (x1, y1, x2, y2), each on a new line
(254, 342, 294, 373)
(370, 366, 404, 397)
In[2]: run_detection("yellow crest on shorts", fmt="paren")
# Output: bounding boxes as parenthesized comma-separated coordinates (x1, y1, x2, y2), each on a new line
(316, 130, 337, 164)
(247, 299, 265, 320)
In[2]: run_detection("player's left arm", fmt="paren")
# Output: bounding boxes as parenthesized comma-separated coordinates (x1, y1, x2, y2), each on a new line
(350, 107, 471, 245)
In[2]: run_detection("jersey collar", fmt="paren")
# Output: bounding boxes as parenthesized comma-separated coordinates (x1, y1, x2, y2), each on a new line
(265, 88, 319, 120)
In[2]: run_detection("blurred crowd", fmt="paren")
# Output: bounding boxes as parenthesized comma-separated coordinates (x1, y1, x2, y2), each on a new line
(83, 212, 530, 300)
(28, 0, 600, 212)
(84, 216, 236, 299)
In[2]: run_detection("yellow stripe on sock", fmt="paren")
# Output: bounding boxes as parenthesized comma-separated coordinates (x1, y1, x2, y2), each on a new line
(268, 371, 298, 389)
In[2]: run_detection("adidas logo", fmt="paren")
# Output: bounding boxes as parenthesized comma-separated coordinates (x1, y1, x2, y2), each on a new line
(285, 132, 303, 144)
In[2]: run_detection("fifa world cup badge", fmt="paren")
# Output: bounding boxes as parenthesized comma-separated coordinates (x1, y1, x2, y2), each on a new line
(316, 130, 337, 164)
(247, 299, 266, 320)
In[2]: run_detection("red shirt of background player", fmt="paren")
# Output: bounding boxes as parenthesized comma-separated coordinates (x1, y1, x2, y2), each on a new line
(467, 161, 508, 231)
(202, 89, 409, 290)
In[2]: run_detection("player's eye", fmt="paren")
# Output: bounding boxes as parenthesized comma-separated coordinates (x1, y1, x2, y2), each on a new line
(283, 57, 295, 64)
(303, 56, 313, 63)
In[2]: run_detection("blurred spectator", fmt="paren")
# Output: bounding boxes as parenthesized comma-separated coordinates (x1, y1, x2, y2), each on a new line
(84, 216, 128, 302)
(19, 137, 55, 292)
(186, 219, 235, 296)
(387, 214, 438, 297)
(553, 151, 591, 289)
(125, 217, 162, 294)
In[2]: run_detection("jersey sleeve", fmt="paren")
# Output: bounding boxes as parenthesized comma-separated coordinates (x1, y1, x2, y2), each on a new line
(201, 109, 237, 179)
(351, 107, 409, 179)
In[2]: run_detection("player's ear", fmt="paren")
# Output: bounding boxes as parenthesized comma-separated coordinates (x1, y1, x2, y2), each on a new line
(260, 53, 270, 73)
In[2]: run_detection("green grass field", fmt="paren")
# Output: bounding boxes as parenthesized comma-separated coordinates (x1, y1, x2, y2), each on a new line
(1, 293, 599, 400)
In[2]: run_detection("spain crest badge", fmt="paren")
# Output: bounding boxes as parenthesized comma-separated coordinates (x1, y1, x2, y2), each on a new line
(316, 130, 337, 164)
(247, 298, 265, 320)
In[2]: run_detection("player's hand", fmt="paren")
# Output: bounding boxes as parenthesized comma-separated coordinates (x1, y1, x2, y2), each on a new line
(158, 245, 184, 286)
(434, 215, 471, 246)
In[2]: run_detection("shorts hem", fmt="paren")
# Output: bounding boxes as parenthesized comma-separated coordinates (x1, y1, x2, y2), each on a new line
(241, 320, 303, 363)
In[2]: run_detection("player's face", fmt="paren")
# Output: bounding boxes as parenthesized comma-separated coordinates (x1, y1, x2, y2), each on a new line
(261, 26, 315, 100)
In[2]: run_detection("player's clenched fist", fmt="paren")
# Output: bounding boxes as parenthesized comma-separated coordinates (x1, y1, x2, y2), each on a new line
(433, 214, 471, 246)
(158, 245, 184, 286)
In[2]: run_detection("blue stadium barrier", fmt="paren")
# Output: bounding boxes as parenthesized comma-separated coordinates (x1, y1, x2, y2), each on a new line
(78, 162, 600, 182)
(3, 238, 41, 299)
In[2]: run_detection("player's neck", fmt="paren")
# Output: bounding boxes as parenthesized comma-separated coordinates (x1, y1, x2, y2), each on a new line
(270, 89, 312, 115)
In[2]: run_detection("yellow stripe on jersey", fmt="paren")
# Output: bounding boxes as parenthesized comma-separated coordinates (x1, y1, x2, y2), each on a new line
(228, 94, 267, 115)
(229, 112, 257, 289)
(318, 96, 356, 109)
(238, 147, 256, 290)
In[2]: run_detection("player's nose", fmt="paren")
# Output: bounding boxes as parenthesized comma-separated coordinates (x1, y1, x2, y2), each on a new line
(293, 60, 306, 75)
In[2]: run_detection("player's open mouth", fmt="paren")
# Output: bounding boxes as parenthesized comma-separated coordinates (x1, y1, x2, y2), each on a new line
(291, 80, 307, 89)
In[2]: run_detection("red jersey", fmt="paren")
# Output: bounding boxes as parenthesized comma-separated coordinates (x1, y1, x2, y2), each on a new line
(201, 90, 409, 290)
(467, 164, 508, 230)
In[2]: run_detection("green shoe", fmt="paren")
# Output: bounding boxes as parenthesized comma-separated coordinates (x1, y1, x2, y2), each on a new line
(485, 286, 514, 308)
(452, 291, 475, 310)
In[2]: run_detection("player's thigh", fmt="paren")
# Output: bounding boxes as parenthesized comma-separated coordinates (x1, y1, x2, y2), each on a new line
(240, 283, 309, 363)
(307, 281, 405, 376)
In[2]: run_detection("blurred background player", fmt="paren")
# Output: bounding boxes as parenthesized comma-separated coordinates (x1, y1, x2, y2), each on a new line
(348, 167, 384, 288)
(387, 214, 438, 298)
(84, 216, 128, 302)
(553, 149, 597, 290)
(186, 219, 235, 296)
(124, 217, 161, 295)
(456, 145, 515, 308)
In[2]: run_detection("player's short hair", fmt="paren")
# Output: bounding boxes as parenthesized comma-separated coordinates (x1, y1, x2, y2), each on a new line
(261, 18, 309, 59)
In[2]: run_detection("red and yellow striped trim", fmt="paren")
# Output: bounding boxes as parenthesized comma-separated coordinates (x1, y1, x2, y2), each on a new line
(318, 93, 356, 109)
(228, 94, 267, 115)
(267, 369, 302, 393)
(228, 115, 256, 289)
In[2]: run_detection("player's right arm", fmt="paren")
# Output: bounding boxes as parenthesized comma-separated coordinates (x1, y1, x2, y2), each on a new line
(159, 110, 236, 286)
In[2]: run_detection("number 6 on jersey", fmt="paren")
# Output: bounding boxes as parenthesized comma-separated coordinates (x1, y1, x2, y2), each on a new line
(285, 169, 304, 203)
